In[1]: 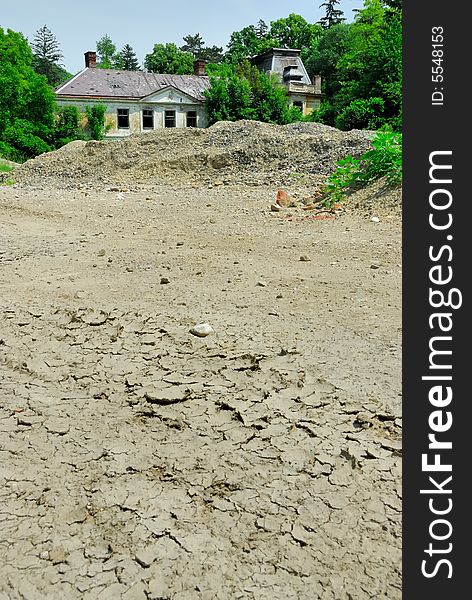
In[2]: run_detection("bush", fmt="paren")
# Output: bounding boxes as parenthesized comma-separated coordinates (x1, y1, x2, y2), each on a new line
(85, 104, 106, 140)
(54, 105, 84, 147)
(335, 97, 385, 130)
(321, 130, 402, 206)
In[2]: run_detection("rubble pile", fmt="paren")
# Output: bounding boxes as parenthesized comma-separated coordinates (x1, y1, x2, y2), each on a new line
(10, 120, 374, 189)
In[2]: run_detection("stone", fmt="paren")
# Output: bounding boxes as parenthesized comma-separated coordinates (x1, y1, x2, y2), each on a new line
(371, 216, 380, 223)
(189, 323, 214, 337)
(270, 203, 282, 212)
(48, 547, 69, 565)
(160, 277, 170, 285)
(275, 189, 292, 208)
(300, 255, 311, 262)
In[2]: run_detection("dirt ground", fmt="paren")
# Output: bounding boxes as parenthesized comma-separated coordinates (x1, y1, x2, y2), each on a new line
(0, 181, 401, 600)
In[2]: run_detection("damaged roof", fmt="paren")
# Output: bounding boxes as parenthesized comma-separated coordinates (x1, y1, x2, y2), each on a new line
(250, 48, 312, 86)
(56, 68, 211, 102)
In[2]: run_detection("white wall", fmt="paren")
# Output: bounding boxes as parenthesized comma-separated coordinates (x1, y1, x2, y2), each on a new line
(56, 95, 208, 137)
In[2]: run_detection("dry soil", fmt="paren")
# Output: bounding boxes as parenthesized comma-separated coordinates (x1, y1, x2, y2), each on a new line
(0, 126, 401, 600)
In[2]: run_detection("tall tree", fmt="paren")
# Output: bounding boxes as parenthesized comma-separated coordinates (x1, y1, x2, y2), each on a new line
(1, 27, 56, 161)
(96, 34, 118, 69)
(318, 0, 346, 29)
(30, 25, 66, 86)
(116, 44, 140, 70)
(180, 33, 205, 56)
(225, 25, 275, 63)
(255, 20, 269, 38)
(144, 43, 194, 74)
(180, 34, 223, 64)
(269, 13, 322, 49)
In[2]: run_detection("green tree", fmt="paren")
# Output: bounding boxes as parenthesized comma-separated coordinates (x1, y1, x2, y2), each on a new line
(180, 33, 205, 56)
(115, 44, 140, 70)
(225, 25, 275, 64)
(180, 34, 223, 64)
(204, 61, 293, 125)
(96, 34, 118, 69)
(30, 25, 70, 86)
(0, 27, 56, 161)
(318, 0, 346, 29)
(308, 0, 402, 131)
(255, 20, 269, 38)
(144, 43, 194, 74)
(269, 14, 321, 50)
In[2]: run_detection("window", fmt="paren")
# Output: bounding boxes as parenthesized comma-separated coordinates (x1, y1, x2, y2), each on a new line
(164, 110, 176, 128)
(142, 109, 154, 130)
(293, 101, 303, 111)
(117, 108, 129, 129)
(186, 111, 197, 128)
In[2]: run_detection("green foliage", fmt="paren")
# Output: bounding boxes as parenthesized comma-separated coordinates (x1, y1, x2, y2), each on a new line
(225, 14, 321, 64)
(30, 25, 69, 86)
(54, 105, 84, 146)
(85, 104, 106, 140)
(307, 0, 402, 132)
(144, 43, 194, 74)
(225, 26, 275, 64)
(0, 27, 56, 161)
(321, 131, 402, 206)
(318, 1, 346, 29)
(180, 33, 223, 64)
(335, 97, 385, 130)
(205, 61, 295, 125)
(115, 44, 140, 70)
(96, 34, 118, 69)
(0, 162, 14, 173)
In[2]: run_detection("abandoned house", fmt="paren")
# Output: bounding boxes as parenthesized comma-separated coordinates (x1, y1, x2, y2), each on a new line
(55, 48, 321, 137)
(250, 48, 322, 116)
(55, 52, 211, 137)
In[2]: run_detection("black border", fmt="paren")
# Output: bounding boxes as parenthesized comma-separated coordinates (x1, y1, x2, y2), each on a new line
(404, 1, 469, 596)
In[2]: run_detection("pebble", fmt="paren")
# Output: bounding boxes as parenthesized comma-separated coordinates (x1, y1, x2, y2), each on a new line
(300, 255, 311, 262)
(189, 323, 214, 337)
(98, 249, 106, 256)
(257, 281, 267, 287)
(371, 216, 380, 223)
(160, 277, 170, 285)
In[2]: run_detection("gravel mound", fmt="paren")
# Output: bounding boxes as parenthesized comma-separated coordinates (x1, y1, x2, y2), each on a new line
(10, 120, 374, 189)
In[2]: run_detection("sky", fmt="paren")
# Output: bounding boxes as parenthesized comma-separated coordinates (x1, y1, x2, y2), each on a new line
(2, 1, 362, 75)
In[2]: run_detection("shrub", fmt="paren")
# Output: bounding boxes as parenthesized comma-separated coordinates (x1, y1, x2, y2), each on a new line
(321, 130, 402, 206)
(85, 104, 107, 140)
(335, 97, 385, 130)
(54, 105, 84, 147)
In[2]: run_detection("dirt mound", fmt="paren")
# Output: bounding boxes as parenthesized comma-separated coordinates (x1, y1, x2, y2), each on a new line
(10, 120, 374, 189)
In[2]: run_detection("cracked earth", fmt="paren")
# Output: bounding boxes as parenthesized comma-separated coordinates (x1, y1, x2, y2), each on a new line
(0, 184, 401, 599)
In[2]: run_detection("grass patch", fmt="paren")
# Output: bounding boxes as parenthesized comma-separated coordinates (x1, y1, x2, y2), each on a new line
(0, 163, 14, 173)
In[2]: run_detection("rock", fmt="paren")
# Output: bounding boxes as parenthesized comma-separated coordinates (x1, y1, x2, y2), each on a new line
(98, 249, 106, 256)
(48, 548, 69, 565)
(189, 323, 214, 337)
(299, 255, 311, 262)
(126, 266, 134, 272)
(257, 281, 267, 287)
(270, 203, 282, 212)
(160, 277, 170, 285)
(275, 189, 293, 207)
(371, 216, 380, 223)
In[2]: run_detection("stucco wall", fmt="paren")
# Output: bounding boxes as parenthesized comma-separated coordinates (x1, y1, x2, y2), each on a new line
(56, 98, 208, 137)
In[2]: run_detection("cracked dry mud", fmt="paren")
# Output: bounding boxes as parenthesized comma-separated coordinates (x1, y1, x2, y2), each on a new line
(0, 183, 401, 599)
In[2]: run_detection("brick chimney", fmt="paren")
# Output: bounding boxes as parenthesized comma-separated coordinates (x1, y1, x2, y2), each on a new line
(84, 51, 97, 68)
(193, 59, 206, 76)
